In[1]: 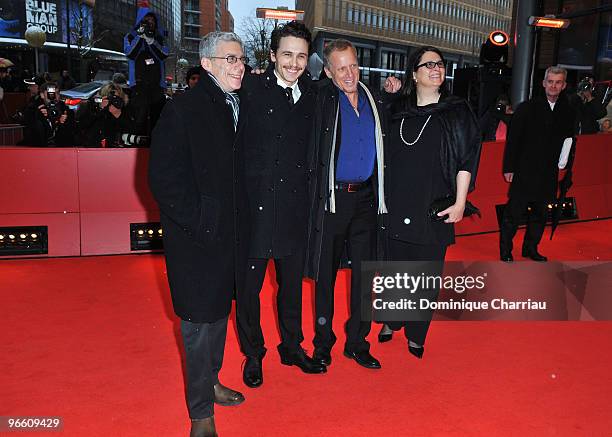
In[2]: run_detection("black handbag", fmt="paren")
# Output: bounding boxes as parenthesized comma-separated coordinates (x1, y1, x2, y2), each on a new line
(428, 196, 480, 222)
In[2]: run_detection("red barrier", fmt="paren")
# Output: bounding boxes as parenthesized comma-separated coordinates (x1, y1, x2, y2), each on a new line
(78, 148, 158, 255)
(455, 135, 612, 235)
(1, 135, 610, 258)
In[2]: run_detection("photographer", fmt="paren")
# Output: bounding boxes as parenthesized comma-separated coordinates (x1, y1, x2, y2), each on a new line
(21, 82, 75, 146)
(123, 6, 168, 137)
(569, 76, 607, 134)
(80, 82, 137, 148)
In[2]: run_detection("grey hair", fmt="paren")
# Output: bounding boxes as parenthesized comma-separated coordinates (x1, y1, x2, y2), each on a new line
(323, 39, 357, 68)
(544, 65, 567, 81)
(199, 31, 243, 59)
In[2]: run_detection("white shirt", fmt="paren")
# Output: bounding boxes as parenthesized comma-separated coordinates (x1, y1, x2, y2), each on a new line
(274, 70, 301, 103)
(548, 100, 556, 111)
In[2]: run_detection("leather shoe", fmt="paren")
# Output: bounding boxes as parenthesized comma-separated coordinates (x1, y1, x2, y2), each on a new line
(408, 344, 424, 359)
(500, 252, 513, 262)
(378, 324, 393, 343)
(213, 383, 245, 406)
(312, 348, 332, 366)
(190, 416, 217, 437)
(279, 347, 327, 374)
(242, 356, 263, 388)
(522, 248, 547, 262)
(343, 349, 381, 369)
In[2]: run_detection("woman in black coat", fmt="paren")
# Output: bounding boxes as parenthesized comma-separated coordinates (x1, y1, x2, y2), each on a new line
(378, 46, 481, 358)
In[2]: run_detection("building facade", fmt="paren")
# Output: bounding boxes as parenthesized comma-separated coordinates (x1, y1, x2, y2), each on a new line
(181, 0, 234, 66)
(297, 0, 513, 87)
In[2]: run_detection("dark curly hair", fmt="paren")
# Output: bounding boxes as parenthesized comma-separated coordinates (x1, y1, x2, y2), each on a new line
(270, 21, 312, 55)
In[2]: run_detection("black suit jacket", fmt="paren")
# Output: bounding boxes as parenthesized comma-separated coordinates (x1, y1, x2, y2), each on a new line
(149, 73, 249, 323)
(240, 66, 317, 259)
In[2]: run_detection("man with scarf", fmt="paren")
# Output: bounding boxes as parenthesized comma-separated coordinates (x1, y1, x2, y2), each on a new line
(306, 39, 388, 370)
(149, 31, 249, 437)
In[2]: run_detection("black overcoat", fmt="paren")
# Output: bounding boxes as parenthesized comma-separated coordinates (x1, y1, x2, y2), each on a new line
(305, 79, 388, 280)
(148, 73, 249, 323)
(503, 95, 576, 202)
(240, 66, 317, 259)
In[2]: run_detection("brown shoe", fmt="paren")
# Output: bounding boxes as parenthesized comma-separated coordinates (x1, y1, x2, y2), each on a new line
(190, 416, 217, 437)
(213, 383, 245, 406)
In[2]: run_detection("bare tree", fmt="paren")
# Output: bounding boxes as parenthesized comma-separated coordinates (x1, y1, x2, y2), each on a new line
(239, 14, 276, 69)
(69, 1, 109, 81)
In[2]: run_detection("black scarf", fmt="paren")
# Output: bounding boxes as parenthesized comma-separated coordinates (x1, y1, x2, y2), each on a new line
(391, 95, 465, 119)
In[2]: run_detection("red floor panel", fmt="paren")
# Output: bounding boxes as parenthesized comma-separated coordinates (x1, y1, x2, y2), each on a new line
(1, 220, 611, 436)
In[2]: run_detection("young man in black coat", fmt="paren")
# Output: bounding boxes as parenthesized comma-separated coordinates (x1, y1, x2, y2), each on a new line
(236, 21, 326, 389)
(500, 66, 576, 262)
(149, 31, 250, 437)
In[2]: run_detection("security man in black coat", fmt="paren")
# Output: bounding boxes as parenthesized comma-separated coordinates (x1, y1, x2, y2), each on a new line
(149, 31, 249, 437)
(500, 66, 576, 262)
(236, 21, 326, 389)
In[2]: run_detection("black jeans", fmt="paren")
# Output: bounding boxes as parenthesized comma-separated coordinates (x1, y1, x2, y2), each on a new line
(180, 316, 228, 419)
(236, 251, 306, 358)
(500, 197, 548, 255)
(313, 185, 377, 353)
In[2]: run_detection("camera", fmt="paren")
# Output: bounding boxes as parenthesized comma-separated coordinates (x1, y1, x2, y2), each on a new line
(46, 85, 57, 101)
(107, 90, 124, 110)
(46, 101, 61, 122)
(121, 133, 149, 147)
(138, 21, 155, 37)
(577, 77, 594, 94)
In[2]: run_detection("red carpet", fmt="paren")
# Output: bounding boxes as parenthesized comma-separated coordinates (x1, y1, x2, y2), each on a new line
(1, 220, 611, 436)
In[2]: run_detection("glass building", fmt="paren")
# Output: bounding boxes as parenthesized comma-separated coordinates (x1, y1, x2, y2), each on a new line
(296, 0, 513, 87)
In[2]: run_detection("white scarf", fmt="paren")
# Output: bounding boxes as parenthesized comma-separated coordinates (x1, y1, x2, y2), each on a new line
(327, 82, 387, 215)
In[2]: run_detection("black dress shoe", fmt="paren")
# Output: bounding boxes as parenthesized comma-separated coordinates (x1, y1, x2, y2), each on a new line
(312, 348, 332, 366)
(279, 348, 327, 374)
(242, 356, 263, 388)
(213, 383, 245, 406)
(343, 349, 381, 369)
(522, 248, 547, 262)
(378, 324, 393, 343)
(190, 416, 217, 437)
(408, 345, 424, 359)
(500, 252, 514, 262)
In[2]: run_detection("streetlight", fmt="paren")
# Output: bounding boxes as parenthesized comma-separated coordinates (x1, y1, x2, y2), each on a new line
(25, 26, 46, 74)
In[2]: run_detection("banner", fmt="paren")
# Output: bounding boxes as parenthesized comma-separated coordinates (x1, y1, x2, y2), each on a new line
(0, 0, 93, 44)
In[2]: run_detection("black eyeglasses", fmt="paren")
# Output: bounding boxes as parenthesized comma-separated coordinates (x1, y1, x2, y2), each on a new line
(416, 61, 445, 70)
(210, 55, 249, 65)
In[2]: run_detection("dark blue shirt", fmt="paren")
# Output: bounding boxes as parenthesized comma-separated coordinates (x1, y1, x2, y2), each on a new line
(335, 88, 376, 182)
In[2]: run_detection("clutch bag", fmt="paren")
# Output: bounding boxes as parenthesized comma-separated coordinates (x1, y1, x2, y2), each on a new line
(428, 195, 480, 222)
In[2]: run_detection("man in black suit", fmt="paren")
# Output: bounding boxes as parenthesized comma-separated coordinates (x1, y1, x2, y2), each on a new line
(236, 21, 326, 389)
(306, 39, 388, 370)
(501, 65, 576, 262)
(149, 31, 250, 437)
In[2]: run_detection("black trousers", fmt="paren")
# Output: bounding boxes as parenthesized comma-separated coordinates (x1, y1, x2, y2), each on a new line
(386, 240, 447, 346)
(313, 185, 377, 353)
(180, 317, 228, 419)
(499, 196, 548, 255)
(236, 251, 306, 358)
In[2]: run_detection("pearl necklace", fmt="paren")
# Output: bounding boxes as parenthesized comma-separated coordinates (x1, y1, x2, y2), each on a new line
(399, 115, 432, 146)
